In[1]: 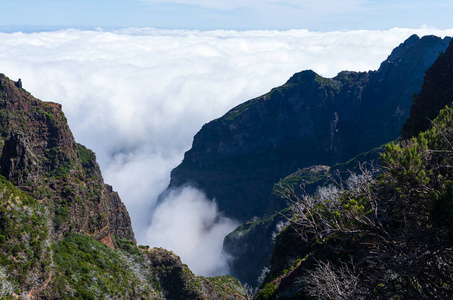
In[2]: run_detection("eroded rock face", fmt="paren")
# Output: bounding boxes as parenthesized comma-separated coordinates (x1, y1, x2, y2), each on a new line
(402, 38, 453, 139)
(167, 35, 451, 222)
(0, 73, 135, 245)
(0, 133, 38, 185)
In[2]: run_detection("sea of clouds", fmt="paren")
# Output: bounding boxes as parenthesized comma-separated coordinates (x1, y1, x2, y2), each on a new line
(0, 27, 452, 276)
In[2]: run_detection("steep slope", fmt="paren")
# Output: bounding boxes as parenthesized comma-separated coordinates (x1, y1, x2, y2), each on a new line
(167, 35, 451, 223)
(0, 74, 247, 299)
(0, 73, 134, 245)
(258, 37, 453, 300)
(224, 146, 384, 287)
(402, 38, 453, 138)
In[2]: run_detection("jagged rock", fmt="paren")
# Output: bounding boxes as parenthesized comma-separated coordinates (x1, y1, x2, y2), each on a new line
(0, 133, 38, 185)
(223, 211, 288, 287)
(145, 247, 248, 300)
(104, 184, 135, 241)
(15, 78, 22, 89)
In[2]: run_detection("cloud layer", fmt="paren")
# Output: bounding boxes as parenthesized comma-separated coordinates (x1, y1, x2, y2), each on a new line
(0, 27, 452, 275)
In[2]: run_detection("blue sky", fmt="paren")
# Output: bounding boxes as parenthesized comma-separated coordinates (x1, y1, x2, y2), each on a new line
(1, 0, 453, 31)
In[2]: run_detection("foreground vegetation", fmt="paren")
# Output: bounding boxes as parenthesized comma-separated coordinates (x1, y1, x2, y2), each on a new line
(257, 105, 453, 299)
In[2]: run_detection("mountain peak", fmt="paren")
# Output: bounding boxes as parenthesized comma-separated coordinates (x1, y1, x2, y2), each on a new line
(285, 69, 317, 84)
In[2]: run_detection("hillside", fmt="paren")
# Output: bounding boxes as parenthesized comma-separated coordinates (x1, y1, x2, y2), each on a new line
(0, 74, 247, 299)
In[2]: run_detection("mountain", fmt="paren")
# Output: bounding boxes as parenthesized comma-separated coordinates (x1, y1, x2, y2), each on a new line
(0, 73, 135, 245)
(0, 74, 247, 299)
(167, 34, 451, 224)
(164, 35, 450, 287)
(256, 38, 453, 299)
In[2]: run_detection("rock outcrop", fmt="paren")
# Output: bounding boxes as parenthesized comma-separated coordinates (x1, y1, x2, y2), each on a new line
(146, 247, 247, 300)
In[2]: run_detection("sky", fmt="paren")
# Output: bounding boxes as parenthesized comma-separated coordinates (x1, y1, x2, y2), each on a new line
(1, 0, 453, 279)
(1, 0, 453, 31)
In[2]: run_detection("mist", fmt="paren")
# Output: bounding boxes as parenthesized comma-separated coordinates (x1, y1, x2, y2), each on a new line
(146, 186, 238, 276)
(0, 27, 452, 276)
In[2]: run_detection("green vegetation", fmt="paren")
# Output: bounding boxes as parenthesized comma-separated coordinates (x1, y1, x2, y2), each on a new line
(220, 97, 260, 122)
(315, 74, 342, 91)
(202, 275, 246, 297)
(0, 175, 50, 295)
(273, 165, 331, 194)
(275, 104, 453, 299)
(0, 73, 249, 299)
(255, 282, 276, 300)
(53, 233, 160, 299)
(77, 143, 97, 176)
(430, 181, 453, 240)
(77, 143, 94, 165)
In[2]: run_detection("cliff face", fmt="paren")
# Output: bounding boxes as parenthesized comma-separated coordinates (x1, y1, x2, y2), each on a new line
(402, 38, 453, 138)
(0, 73, 135, 245)
(168, 35, 451, 222)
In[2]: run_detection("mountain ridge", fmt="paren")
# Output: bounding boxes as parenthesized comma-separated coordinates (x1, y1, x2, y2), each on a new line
(167, 34, 451, 223)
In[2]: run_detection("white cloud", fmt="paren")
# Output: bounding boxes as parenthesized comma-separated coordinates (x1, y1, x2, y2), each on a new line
(146, 186, 238, 276)
(0, 27, 453, 275)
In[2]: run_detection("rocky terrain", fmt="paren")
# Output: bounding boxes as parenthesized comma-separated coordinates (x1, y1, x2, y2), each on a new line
(402, 34, 453, 138)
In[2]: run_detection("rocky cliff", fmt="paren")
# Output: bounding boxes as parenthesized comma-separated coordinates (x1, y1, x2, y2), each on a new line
(168, 35, 451, 223)
(402, 38, 453, 138)
(0, 73, 135, 246)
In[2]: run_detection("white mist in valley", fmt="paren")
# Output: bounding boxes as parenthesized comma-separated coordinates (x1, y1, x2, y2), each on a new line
(146, 187, 238, 276)
(0, 27, 452, 276)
